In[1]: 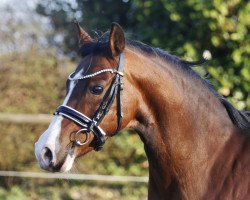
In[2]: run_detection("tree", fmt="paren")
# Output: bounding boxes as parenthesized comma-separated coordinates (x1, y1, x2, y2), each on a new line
(0, 0, 48, 55)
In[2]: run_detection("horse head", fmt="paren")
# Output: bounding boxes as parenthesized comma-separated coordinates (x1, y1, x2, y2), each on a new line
(34, 22, 137, 172)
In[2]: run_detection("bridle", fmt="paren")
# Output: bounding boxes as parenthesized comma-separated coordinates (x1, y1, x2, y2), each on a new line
(54, 53, 124, 151)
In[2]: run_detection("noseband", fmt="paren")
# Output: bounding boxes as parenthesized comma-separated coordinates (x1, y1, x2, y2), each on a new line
(54, 53, 124, 151)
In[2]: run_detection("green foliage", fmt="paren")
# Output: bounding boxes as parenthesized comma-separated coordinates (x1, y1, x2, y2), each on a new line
(0, 186, 26, 200)
(36, 0, 250, 110)
(0, 48, 70, 114)
(0, 123, 47, 171)
(0, 182, 147, 200)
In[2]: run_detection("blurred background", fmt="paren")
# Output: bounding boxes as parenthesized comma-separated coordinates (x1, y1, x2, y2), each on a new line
(0, 0, 249, 199)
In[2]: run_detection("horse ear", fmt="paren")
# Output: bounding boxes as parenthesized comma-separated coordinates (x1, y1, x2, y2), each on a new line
(109, 23, 125, 56)
(73, 20, 93, 45)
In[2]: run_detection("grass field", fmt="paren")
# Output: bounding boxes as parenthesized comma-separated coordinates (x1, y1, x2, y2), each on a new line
(0, 179, 147, 200)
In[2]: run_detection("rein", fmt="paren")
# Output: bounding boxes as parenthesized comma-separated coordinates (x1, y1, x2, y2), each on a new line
(54, 53, 124, 151)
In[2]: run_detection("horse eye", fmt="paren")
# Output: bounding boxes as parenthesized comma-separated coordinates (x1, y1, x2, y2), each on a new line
(90, 85, 104, 95)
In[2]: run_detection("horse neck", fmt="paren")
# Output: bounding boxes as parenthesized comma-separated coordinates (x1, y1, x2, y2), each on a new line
(125, 48, 240, 198)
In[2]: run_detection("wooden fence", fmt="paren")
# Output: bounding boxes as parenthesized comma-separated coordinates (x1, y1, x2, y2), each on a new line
(0, 171, 148, 183)
(0, 113, 53, 124)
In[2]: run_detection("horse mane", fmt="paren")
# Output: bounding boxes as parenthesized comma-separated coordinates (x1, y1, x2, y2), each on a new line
(219, 97, 250, 129)
(78, 35, 250, 130)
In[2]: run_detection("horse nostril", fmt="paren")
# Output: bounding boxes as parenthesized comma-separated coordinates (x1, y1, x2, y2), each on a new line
(42, 147, 53, 165)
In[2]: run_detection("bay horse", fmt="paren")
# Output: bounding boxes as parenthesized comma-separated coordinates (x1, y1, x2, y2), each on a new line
(35, 22, 250, 199)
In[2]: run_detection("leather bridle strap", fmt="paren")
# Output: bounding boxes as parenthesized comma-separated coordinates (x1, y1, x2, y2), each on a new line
(115, 53, 124, 131)
(93, 53, 124, 131)
(55, 105, 91, 127)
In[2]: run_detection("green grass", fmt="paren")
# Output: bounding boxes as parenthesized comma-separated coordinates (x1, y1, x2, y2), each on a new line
(0, 180, 147, 200)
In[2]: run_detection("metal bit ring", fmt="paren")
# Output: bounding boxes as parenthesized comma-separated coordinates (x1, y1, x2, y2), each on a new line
(74, 128, 90, 146)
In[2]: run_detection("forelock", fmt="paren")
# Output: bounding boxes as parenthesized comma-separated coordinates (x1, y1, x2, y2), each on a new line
(78, 31, 111, 57)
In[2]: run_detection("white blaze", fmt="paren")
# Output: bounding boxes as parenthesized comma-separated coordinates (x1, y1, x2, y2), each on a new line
(35, 69, 83, 172)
